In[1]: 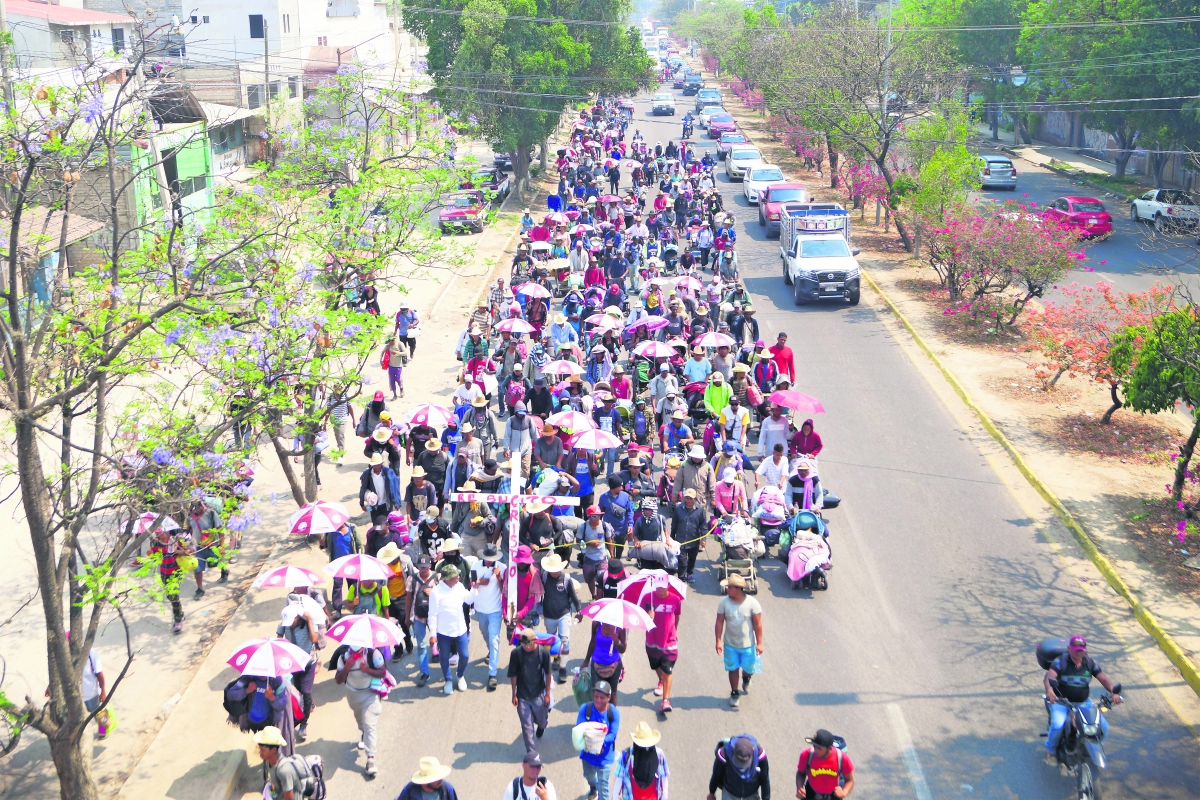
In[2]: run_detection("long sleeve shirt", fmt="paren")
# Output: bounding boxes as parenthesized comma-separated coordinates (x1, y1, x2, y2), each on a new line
(599, 490, 634, 532)
(709, 750, 770, 800)
(428, 580, 474, 638)
(768, 344, 795, 381)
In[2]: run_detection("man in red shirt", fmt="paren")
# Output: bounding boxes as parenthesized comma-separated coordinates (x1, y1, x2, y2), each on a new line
(639, 582, 683, 714)
(768, 332, 795, 383)
(795, 729, 854, 799)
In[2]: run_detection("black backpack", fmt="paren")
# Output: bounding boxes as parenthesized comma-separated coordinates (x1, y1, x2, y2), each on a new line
(222, 679, 251, 720)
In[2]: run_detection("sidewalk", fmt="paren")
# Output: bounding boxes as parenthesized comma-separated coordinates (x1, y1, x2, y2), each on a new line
(972, 121, 1117, 175)
(116, 169, 552, 800)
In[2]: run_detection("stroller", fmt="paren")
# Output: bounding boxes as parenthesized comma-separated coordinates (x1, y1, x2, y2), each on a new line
(780, 510, 831, 591)
(717, 515, 762, 594)
(683, 380, 710, 429)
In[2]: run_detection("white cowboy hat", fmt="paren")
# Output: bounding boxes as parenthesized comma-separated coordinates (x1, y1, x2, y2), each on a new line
(630, 721, 662, 747)
(411, 757, 453, 784)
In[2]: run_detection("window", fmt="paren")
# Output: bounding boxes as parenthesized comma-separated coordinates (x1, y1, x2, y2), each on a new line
(179, 175, 208, 197)
(800, 239, 850, 258)
(288, 76, 299, 98)
(202, 15, 210, 22)
(210, 120, 245, 155)
(268, 80, 281, 99)
(282, 13, 290, 32)
(111, 27, 123, 50)
(317, 36, 328, 46)
(249, 14, 264, 38)
(59, 29, 75, 43)
(190, 15, 198, 23)
(247, 84, 264, 109)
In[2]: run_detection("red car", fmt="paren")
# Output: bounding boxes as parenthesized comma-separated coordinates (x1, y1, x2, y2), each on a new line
(758, 183, 810, 237)
(439, 190, 487, 234)
(707, 112, 736, 138)
(717, 131, 750, 160)
(1042, 196, 1113, 239)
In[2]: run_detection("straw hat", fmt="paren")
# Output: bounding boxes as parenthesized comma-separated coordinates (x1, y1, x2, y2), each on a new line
(411, 466, 426, 478)
(630, 721, 662, 747)
(439, 538, 462, 553)
(720, 573, 747, 590)
(253, 726, 287, 747)
(411, 757, 453, 785)
(369, 453, 385, 466)
(526, 501, 551, 514)
(541, 553, 569, 572)
(472, 395, 488, 407)
(377, 542, 403, 564)
(372, 428, 391, 442)
(425, 438, 441, 452)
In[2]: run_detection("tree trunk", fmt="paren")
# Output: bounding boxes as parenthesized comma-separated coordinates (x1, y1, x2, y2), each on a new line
(514, 143, 531, 195)
(1048, 367, 1067, 387)
(989, 103, 999, 140)
(1112, 128, 1137, 177)
(539, 139, 548, 172)
(48, 734, 98, 800)
(1017, 115, 1032, 145)
(828, 140, 839, 189)
(913, 225, 921, 259)
(302, 431, 318, 503)
(271, 435, 308, 506)
(1172, 412, 1200, 501)
(1099, 383, 1122, 424)
(1150, 151, 1169, 189)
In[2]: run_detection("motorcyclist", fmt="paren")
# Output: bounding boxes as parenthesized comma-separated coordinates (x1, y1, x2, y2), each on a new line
(1044, 636, 1122, 765)
(682, 113, 694, 138)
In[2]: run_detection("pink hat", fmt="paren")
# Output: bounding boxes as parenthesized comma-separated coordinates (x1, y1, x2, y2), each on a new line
(514, 545, 535, 565)
(373, 390, 384, 401)
(1068, 636, 1087, 651)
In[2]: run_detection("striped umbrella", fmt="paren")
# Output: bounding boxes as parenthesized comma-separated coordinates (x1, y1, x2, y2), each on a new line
(567, 428, 623, 450)
(632, 340, 676, 358)
(254, 565, 325, 589)
(496, 318, 537, 335)
(287, 501, 349, 535)
(326, 614, 407, 648)
(323, 554, 392, 581)
(545, 410, 598, 431)
(227, 638, 311, 677)
(403, 403, 455, 427)
(544, 359, 586, 376)
(580, 598, 656, 631)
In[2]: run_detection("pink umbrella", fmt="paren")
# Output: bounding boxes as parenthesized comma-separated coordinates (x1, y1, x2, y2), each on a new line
(515, 282, 552, 299)
(768, 390, 825, 413)
(632, 340, 676, 358)
(568, 428, 623, 450)
(326, 614, 406, 649)
(287, 501, 349, 535)
(583, 139, 598, 147)
(579, 598, 656, 631)
(604, 158, 616, 168)
(585, 315, 622, 332)
(132, 511, 179, 534)
(227, 638, 311, 677)
(599, 195, 619, 204)
(676, 275, 704, 292)
(665, 336, 689, 350)
(544, 359, 586, 375)
(628, 316, 670, 333)
(597, 221, 615, 230)
(323, 554, 391, 581)
(545, 212, 568, 224)
(546, 409, 598, 431)
(254, 565, 325, 589)
(649, 276, 677, 288)
(569, 224, 593, 235)
(693, 331, 736, 348)
(565, 210, 581, 220)
(403, 403, 456, 427)
(616, 569, 688, 605)
(495, 318, 537, 335)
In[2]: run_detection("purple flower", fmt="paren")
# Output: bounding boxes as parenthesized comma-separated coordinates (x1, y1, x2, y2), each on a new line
(151, 446, 173, 465)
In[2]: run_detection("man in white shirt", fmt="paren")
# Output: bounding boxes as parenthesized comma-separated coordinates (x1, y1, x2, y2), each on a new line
(501, 752, 557, 800)
(718, 395, 752, 451)
(428, 563, 475, 694)
(453, 375, 485, 408)
(470, 544, 507, 691)
(647, 363, 679, 424)
(81, 647, 110, 739)
(755, 444, 789, 491)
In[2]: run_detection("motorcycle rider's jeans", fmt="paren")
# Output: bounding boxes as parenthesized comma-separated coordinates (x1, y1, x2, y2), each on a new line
(1046, 699, 1107, 753)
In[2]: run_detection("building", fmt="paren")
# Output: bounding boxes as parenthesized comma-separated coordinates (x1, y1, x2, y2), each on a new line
(7, 0, 134, 69)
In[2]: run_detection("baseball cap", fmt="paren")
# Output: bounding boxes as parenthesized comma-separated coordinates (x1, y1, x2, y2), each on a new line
(523, 752, 543, 767)
(805, 730, 836, 748)
(587, 505, 603, 516)
(593, 680, 612, 696)
(1068, 636, 1088, 651)
(373, 390, 384, 401)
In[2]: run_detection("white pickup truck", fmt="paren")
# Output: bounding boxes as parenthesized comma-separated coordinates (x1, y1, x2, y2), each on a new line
(1130, 189, 1200, 232)
(779, 203, 861, 306)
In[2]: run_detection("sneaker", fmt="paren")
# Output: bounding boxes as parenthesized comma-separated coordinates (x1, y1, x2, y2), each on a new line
(741, 674, 752, 694)
(457, 677, 467, 692)
(1044, 752, 1058, 767)
(357, 738, 365, 751)
(729, 690, 739, 708)
(296, 725, 307, 742)
(558, 667, 568, 684)
(365, 757, 377, 778)
(535, 725, 546, 738)
(219, 571, 229, 583)
(193, 588, 205, 599)
(417, 673, 429, 687)
(487, 675, 498, 691)
(444, 680, 454, 695)
(449, 654, 459, 668)
(172, 622, 183, 634)
(406, 638, 414, 655)
(587, 790, 598, 800)
(391, 649, 403, 662)
(685, 574, 695, 583)
(654, 681, 664, 697)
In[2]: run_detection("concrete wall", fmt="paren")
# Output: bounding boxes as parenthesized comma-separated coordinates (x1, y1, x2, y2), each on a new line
(10, 19, 129, 69)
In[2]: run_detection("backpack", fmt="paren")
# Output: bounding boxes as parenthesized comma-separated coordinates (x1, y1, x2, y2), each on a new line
(270, 754, 326, 800)
(582, 701, 615, 727)
(506, 380, 527, 409)
(800, 746, 846, 791)
(222, 678, 251, 719)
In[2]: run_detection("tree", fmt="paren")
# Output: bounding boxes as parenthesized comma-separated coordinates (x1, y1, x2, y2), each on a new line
(1028, 281, 1175, 421)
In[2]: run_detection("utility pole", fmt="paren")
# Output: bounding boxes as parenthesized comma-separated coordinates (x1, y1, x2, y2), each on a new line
(881, 0, 893, 138)
(0, 0, 14, 111)
(263, 19, 271, 129)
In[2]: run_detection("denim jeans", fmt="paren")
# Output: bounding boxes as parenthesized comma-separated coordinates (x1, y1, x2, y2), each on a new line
(477, 609, 503, 676)
(437, 632, 469, 680)
(1046, 699, 1107, 753)
(413, 619, 431, 676)
(582, 761, 613, 800)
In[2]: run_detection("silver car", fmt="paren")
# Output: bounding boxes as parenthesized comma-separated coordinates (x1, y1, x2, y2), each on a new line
(980, 155, 1017, 190)
(725, 146, 763, 180)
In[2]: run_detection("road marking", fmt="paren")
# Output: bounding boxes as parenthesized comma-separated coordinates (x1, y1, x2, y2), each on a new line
(887, 704, 934, 800)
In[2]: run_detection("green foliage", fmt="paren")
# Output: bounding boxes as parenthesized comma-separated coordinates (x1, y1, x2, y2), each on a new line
(905, 104, 982, 223)
(1119, 309, 1200, 414)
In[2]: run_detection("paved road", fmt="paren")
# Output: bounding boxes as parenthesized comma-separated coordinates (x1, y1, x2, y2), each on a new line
(305, 91, 1200, 800)
(970, 144, 1200, 296)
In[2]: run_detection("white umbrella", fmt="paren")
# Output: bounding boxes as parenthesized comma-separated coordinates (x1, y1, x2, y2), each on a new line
(326, 614, 406, 648)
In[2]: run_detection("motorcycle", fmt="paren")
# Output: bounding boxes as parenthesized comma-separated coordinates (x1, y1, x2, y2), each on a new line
(682, 122, 694, 139)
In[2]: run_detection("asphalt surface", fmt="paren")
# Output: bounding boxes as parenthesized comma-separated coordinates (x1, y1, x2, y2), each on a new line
(306, 89, 1200, 800)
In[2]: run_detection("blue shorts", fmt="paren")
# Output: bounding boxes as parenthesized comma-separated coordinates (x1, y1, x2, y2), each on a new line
(723, 644, 757, 673)
(194, 546, 216, 572)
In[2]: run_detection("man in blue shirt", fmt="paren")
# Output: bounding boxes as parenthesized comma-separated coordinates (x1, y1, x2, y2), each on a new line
(577, 680, 621, 800)
(598, 476, 634, 555)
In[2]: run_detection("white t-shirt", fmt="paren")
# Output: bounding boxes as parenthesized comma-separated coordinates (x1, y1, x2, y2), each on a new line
(82, 650, 102, 701)
(429, 580, 474, 638)
(755, 457, 788, 489)
(502, 778, 558, 800)
(469, 560, 506, 615)
(454, 384, 484, 406)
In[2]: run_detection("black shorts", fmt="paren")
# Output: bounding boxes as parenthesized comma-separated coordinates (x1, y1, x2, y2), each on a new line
(646, 649, 676, 674)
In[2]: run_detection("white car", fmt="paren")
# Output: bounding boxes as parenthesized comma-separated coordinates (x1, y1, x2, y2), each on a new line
(697, 105, 723, 128)
(652, 93, 675, 116)
(725, 146, 763, 180)
(1130, 189, 1200, 231)
(743, 165, 787, 205)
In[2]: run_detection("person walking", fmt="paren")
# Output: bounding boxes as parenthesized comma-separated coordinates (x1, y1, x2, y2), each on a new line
(254, 727, 312, 800)
(148, 526, 191, 634)
(470, 544, 506, 690)
(502, 752, 559, 800)
(707, 734, 770, 800)
(576, 680, 621, 800)
(671, 489, 708, 584)
(508, 627, 554, 757)
(795, 730, 854, 799)
(277, 594, 321, 740)
(715, 574, 763, 708)
(323, 520, 361, 615)
(581, 621, 627, 705)
(186, 498, 226, 598)
(358, 453, 401, 520)
(673, 446, 715, 509)
(579, 506, 614, 599)
(614, 722, 669, 800)
(333, 642, 386, 777)
(80, 644, 109, 740)
(641, 583, 683, 714)
(406, 555, 438, 687)
(378, 542, 415, 659)
(397, 758, 459, 800)
(429, 563, 474, 694)
(384, 336, 411, 399)
(540, 553, 583, 683)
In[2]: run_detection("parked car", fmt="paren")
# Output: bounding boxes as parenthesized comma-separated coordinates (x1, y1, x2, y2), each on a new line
(743, 165, 788, 205)
(1042, 196, 1113, 239)
(463, 166, 511, 203)
(979, 154, 1017, 190)
(758, 183, 810, 235)
(695, 88, 723, 113)
(439, 190, 488, 234)
(652, 92, 676, 116)
(707, 112, 737, 138)
(697, 105, 724, 128)
(717, 132, 750, 160)
(1130, 189, 1200, 232)
(493, 151, 533, 171)
(725, 146, 764, 181)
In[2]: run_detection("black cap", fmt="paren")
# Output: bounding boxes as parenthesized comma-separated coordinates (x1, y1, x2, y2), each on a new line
(607, 557, 623, 573)
(806, 729, 836, 748)
(523, 752, 543, 766)
(484, 457, 498, 469)
(416, 555, 432, 568)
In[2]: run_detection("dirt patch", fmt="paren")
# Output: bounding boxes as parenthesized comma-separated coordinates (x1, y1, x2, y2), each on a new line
(1035, 412, 1179, 467)
(1125, 496, 1200, 594)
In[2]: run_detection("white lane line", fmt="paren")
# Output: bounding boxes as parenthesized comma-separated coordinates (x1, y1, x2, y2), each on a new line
(887, 704, 934, 800)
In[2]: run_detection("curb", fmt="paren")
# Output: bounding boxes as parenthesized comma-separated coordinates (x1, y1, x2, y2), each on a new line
(861, 267, 1200, 699)
(979, 140, 1136, 202)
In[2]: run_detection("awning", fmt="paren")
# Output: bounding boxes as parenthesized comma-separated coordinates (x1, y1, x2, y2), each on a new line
(200, 102, 261, 127)
(12, 208, 105, 256)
